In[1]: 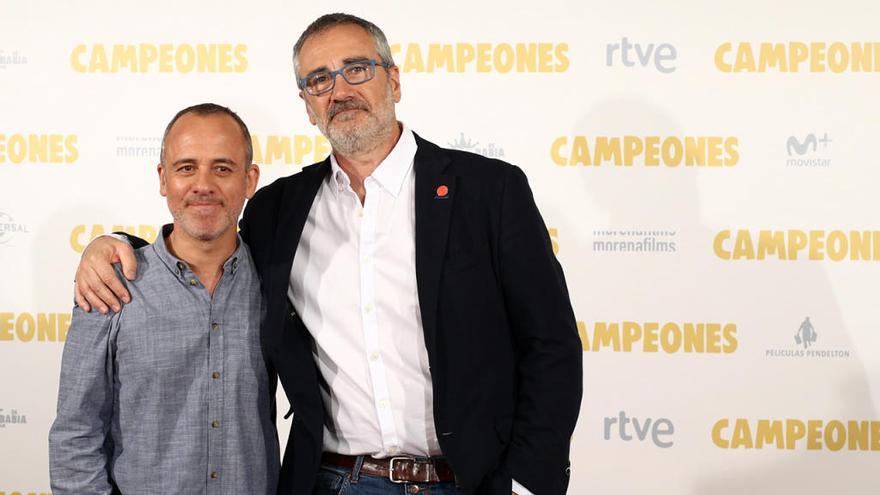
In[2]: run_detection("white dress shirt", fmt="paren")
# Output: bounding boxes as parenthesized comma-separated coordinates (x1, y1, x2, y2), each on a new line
(288, 127, 438, 458)
(287, 126, 533, 495)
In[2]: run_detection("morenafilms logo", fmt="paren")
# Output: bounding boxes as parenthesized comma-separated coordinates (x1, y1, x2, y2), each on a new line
(447, 133, 506, 159)
(116, 136, 161, 160)
(786, 133, 832, 167)
(765, 316, 850, 359)
(592, 229, 677, 254)
(0, 408, 27, 428)
(0, 212, 29, 246)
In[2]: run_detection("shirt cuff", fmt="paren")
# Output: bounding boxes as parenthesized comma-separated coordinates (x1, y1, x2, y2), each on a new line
(512, 478, 535, 495)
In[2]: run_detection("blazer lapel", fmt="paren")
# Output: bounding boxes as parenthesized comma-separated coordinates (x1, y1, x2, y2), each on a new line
(413, 135, 455, 359)
(268, 160, 329, 298)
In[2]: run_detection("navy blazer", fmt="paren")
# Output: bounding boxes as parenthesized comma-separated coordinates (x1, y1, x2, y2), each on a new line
(240, 134, 583, 495)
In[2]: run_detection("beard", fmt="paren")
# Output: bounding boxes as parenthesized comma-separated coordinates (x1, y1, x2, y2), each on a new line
(170, 196, 236, 243)
(316, 83, 397, 157)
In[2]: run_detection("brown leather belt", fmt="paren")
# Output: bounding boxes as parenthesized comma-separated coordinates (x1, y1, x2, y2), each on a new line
(321, 452, 456, 483)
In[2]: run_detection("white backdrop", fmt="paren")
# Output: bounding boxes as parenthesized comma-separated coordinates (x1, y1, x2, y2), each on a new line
(2, 1, 880, 493)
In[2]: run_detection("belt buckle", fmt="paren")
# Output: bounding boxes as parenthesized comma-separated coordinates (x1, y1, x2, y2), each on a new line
(388, 455, 416, 484)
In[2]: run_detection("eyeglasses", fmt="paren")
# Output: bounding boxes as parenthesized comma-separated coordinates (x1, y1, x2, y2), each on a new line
(298, 59, 392, 96)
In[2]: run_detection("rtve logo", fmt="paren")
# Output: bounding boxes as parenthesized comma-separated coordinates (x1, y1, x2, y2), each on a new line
(713, 418, 880, 451)
(604, 410, 674, 448)
(70, 224, 160, 254)
(71, 44, 247, 73)
(606, 37, 677, 73)
(713, 230, 880, 261)
(251, 134, 330, 165)
(715, 42, 880, 73)
(551, 136, 739, 167)
(389, 43, 569, 73)
(576, 321, 737, 353)
(0, 134, 78, 164)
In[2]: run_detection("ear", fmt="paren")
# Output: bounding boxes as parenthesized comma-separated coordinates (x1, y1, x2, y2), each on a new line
(245, 164, 260, 199)
(157, 163, 167, 197)
(298, 89, 319, 126)
(387, 65, 402, 103)
(303, 96, 318, 126)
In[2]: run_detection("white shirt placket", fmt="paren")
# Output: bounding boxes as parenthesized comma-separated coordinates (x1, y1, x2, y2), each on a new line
(359, 177, 401, 454)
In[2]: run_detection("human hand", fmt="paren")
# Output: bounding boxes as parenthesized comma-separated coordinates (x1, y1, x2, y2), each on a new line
(74, 236, 137, 313)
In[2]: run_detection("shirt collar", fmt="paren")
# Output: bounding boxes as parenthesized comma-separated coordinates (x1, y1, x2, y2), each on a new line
(328, 123, 417, 199)
(152, 224, 245, 282)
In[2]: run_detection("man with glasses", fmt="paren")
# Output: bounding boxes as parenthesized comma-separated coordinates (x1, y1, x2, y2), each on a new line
(74, 13, 582, 495)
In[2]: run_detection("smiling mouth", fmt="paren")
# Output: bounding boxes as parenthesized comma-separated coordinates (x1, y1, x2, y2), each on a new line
(188, 203, 222, 210)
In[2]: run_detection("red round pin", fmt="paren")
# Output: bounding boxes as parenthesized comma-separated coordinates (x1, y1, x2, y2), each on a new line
(436, 185, 449, 197)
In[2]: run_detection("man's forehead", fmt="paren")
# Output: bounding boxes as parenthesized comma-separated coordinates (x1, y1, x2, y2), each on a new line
(170, 113, 236, 134)
(299, 24, 378, 69)
(166, 115, 245, 152)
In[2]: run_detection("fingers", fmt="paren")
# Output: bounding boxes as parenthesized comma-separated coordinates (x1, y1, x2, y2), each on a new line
(77, 266, 120, 314)
(97, 260, 130, 306)
(74, 277, 90, 313)
(74, 236, 136, 314)
(117, 243, 138, 281)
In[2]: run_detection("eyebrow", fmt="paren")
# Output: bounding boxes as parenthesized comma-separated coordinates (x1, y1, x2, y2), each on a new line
(171, 157, 239, 167)
(305, 56, 374, 77)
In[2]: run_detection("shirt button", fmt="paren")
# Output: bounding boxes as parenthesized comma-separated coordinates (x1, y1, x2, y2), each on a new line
(357, 210, 364, 218)
(212, 371, 220, 379)
(369, 352, 379, 362)
(212, 323, 219, 331)
(364, 304, 373, 313)
(189, 279, 197, 286)
(379, 399, 389, 409)
(211, 420, 220, 428)
(210, 471, 219, 479)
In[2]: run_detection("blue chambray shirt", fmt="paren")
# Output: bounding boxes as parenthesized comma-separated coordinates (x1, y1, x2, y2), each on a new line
(49, 225, 279, 494)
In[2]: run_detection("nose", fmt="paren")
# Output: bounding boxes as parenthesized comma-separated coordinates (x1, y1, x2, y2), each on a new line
(330, 72, 356, 99)
(192, 167, 218, 194)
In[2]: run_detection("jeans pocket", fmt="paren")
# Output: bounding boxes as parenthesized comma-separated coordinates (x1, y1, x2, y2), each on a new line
(314, 466, 348, 495)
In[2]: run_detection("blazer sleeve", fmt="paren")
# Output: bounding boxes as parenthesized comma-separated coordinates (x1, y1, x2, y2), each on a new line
(496, 165, 583, 494)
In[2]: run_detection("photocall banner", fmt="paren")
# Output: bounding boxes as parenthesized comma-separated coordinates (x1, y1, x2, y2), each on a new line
(1, 1, 878, 493)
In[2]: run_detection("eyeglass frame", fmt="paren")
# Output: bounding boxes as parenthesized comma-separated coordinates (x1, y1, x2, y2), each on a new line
(297, 59, 393, 96)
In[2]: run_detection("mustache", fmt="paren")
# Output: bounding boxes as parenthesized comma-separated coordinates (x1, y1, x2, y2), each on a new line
(328, 99, 369, 120)
(185, 196, 223, 207)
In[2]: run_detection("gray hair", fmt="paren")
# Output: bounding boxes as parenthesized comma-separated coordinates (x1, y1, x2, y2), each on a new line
(292, 13, 395, 82)
(160, 103, 253, 167)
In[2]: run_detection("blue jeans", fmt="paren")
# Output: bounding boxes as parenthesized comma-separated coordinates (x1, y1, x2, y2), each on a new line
(313, 456, 465, 495)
